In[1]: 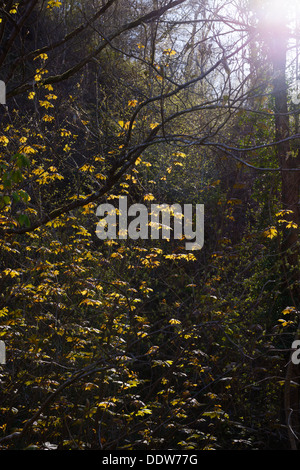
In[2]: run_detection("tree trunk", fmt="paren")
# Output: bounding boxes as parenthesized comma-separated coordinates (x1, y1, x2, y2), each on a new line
(269, 22, 300, 450)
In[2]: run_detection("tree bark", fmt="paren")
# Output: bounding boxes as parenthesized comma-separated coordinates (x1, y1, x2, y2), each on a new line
(269, 22, 300, 450)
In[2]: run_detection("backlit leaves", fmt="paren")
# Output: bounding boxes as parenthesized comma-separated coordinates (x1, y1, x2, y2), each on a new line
(263, 226, 278, 239)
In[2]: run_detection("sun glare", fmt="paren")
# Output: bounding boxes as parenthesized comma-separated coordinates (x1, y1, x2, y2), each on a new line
(259, 0, 300, 27)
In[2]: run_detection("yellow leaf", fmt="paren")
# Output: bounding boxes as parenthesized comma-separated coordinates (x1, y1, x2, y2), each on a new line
(163, 48, 176, 56)
(45, 94, 57, 100)
(34, 53, 48, 61)
(146, 346, 159, 355)
(276, 209, 293, 217)
(22, 145, 37, 154)
(47, 0, 62, 7)
(3, 269, 21, 278)
(278, 319, 289, 327)
(84, 382, 98, 391)
(263, 226, 278, 239)
(128, 99, 138, 107)
(39, 100, 54, 109)
(80, 164, 95, 172)
(286, 221, 298, 229)
(282, 306, 296, 315)
(43, 115, 54, 122)
(136, 407, 152, 416)
(118, 120, 136, 131)
(79, 299, 102, 307)
(172, 151, 186, 158)
(44, 84, 54, 91)
(144, 193, 155, 201)
(0, 307, 9, 317)
(0, 136, 9, 145)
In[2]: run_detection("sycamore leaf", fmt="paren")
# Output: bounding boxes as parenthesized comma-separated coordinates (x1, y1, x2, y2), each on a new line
(39, 100, 54, 109)
(47, 0, 62, 7)
(43, 115, 54, 122)
(0, 136, 9, 145)
(286, 221, 298, 229)
(97, 401, 116, 409)
(3, 268, 21, 277)
(128, 99, 138, 107)
(136, 407, 152, 416)
(163, 48, 176, 56)
(146, 346, 159, 355)
(79, 299, 102, 307)
(172, 151, 186, 158)
(282, 306, 296, 315)
(263, 226, 278, 239)
(144, 193, 155, 201)
(278, 319, 292, 327)
(84, 382, 98, 391)
(276, 209, 293, 217)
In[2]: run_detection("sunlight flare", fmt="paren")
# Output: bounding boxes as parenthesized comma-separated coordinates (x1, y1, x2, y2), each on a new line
(257, 0, 300, 27)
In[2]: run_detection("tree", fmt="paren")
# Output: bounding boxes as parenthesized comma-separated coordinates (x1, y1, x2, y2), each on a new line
(0, 0, 300, 450)
(261, 1, 300, 449)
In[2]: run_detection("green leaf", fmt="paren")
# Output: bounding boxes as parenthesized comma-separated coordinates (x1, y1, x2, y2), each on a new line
(16, 153, 30, 168)
(18, 214, 31, 227)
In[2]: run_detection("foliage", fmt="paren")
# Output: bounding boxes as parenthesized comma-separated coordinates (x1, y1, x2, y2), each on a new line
(0, 0, 299, 451)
